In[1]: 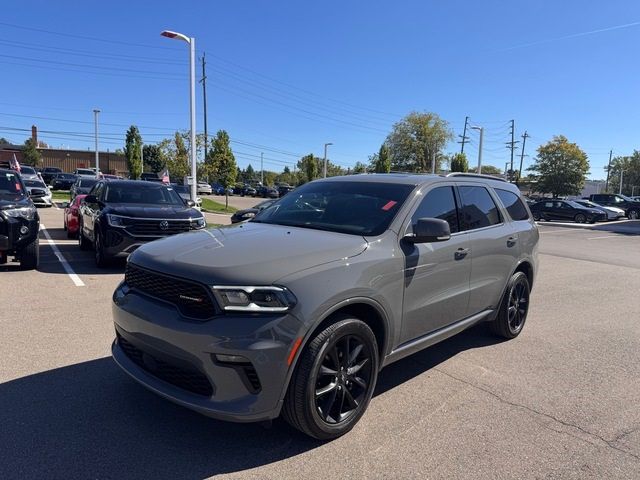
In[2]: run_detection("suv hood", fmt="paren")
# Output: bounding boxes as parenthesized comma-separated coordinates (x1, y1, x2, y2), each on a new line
(105, 203, 202, 219)
(129, 222, 368, 285)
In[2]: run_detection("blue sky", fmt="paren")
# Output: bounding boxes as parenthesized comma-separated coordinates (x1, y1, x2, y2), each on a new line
(1, 1, 639, 178)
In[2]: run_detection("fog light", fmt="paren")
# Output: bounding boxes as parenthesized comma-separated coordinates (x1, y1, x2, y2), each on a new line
(215, 353, 249, 364)
(20, 226, 29, 235)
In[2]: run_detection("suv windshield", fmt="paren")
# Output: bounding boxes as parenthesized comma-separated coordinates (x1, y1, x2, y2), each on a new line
(78, 178, 98, 188)
(0, 171, 27, 197)
(253, 181, 415, 236)
(104, 183, 184, 205)
(76, 169, 94, 175)
(20, 166, 36, 175)
(24, 180, 47, 188)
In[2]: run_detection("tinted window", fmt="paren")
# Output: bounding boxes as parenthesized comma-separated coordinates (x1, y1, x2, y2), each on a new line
(253, 181, 415, 236)
(20, 166, 36, 174)
(0, 171, 26, 196)
(79, 179, 98, 188)
(495, 189, 529, 221)
(459, 186, 501, 230)
(104, 183, 184, 205)
(411, 186, 459, 233)
(24, 180, 46, 188)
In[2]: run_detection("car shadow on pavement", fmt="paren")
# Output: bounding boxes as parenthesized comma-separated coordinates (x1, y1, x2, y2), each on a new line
(0, 325, 503, 479)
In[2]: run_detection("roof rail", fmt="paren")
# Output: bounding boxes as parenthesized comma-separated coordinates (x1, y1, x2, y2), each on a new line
(446, 172, 508, 182)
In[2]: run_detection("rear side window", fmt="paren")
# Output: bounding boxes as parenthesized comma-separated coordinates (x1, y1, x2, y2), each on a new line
(495, 189, 530, 221)
(411, 186, 460, 233)
(458, 186, 501, 230)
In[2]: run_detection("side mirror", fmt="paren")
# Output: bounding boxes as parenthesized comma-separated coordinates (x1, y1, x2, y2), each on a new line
(186, 199, 196, 207)
(405, 218, 451, 244)
(84, 194, 98, 204)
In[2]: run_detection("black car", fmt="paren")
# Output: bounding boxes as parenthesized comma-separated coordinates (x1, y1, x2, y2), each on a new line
(530, 199, 606, 223)
(70, 177, 99, 199)
(51, 173, 78, 190)
(230, 199, 277, 223)
(589, 193, 640, 219)
(41, 167, 62, 184)
(277, 185, 294, 197)
(256, 186, 279, 198)
(0, 168, 40, 269)
(78, 180, 207, 267)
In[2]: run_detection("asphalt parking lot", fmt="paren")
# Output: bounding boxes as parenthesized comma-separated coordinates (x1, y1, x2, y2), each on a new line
(1, 208, 640, 479)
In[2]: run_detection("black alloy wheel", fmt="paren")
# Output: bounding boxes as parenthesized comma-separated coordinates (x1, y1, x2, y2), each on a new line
(490, 271, 530, 339)
(78, 222, 91, 251)
(94, 230, 109, 268)
(574, 213, 587, 223)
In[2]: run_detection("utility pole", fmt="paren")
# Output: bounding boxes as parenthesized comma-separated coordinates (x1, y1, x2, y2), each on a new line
(200, 53, 209, 160)
(323, 142, 333, 178)
(506, 119, 519, 182)
(620, 169, 624, 195)
(604, 149, 613, 192)
(458, 116, 469, 153)
(431, 141, 437, 174)
(93, 109, 100, 177)
(517, 131, 529, 186)
(260, 152, 264, 185)
(471, 126, 483, 174)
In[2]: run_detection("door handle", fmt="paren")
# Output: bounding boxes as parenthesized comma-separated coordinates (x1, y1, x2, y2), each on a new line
(454, 248, 469, 260)
(507, 237, 518, 247)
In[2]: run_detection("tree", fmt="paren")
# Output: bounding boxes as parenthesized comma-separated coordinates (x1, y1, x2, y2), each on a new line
(245, 164, 255, 181)
(608, 151, 640, 195)
(385, 111, 453, 172)
(450, 152, 469, 173)
(124, 125, 143, 179)
(143, 144, 164, 173)
(353, 161, 367, 174)
(0, 137, 11, 145)
(373, 144, 392, 173)
(298, 153, 319, 183)
(22, 138, 42, 167)
(469, 164, 502, 175)
(528, 135, 589, 197)
(210, 130, 237, 207)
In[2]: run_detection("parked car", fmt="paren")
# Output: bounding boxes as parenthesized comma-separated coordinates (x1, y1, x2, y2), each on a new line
(74, 168, 97, 178)
(197, 181, 213, 195)
(111, 173, 538, 439)
(63, 194, 87, 238)
(278, 184, 294, 197)
(530, 199, 605, 223)
(78, 180, 206, 267)
(232, 183, 256, 196)
(230, 199, 277, 223)
(0, 168, 40, 269)
(41, 167, 62, 184)
(256, 185, 279, 198)
(17, 165, 40, 182)
(23, 179, 53, 208)
(99, 173, 121, 180)
(573, 199, 625, 220)
(51, 173, 78, 190)
(589, 193, 640, 219)
(209, 183, 226, 195)
(140, 172, 162, 182)
(70, 178, 99, 199)
(171, 184, 202, 210)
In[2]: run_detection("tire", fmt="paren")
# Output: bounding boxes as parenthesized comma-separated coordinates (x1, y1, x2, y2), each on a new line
(19, 237, 39, 270)
(490, 271, 530, 339)
(282, 316, 379, 440)
(94, 230, 110, 268)
(628, 209, 639, 220)
(78, 222, 91, 251)
(532, 212, 541, 221)
(574, 213, 586, 223)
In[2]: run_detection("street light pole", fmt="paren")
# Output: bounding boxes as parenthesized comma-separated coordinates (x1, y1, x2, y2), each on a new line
(93, 109, 100, 178)
(161, 30, 197, 202)
(471, 126, 483, 174)
(323, 142, 333, 178)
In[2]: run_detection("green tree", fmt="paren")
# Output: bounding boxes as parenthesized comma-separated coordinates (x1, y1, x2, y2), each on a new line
(210, 130, 237, 206)
(450, 152, 469, 173)
(528, 135, 589, 197)
(124, 125, 143, 179)
(142, 144, 164, 173)
(0, 137, 11, 145)
(298, 153, 319, 183)
(353, 161, 367, 174)
(245, 164, 255, 181)
(469, 165, 502, 175)
(372, 144, 392, 173)
(385, 112, 453, 172)
(22, 138, 42, 167)
(608, 151, 640, 195)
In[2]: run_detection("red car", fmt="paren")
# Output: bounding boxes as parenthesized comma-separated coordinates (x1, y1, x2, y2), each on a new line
(63, 194, 87, 238)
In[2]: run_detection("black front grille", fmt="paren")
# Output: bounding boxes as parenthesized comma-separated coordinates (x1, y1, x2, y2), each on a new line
(125, 263, 217, 320)
(126, 219, 192, 237)
(117, 334, 213, 397)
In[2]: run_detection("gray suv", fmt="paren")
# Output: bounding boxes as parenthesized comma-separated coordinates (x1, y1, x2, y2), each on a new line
(111, 173, 538, 439)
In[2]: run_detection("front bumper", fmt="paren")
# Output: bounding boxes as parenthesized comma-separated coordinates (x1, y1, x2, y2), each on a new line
(111, 282, 304, 422)
(0, 214, 39, 253)
(31, 195, 53, 206)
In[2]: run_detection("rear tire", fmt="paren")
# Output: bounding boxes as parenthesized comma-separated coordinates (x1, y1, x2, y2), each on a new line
(490, 271, 530, 339)
(19, 237, 39, 270)
(282, 316, 379, 440)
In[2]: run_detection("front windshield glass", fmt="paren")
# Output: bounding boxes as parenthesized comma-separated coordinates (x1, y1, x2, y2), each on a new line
(0, 171, 26, 197)
(79, 179, 98, 188)
(104, 183, 184, 205)
(24, 180, 46, 188)
(252, 181, 415, 236)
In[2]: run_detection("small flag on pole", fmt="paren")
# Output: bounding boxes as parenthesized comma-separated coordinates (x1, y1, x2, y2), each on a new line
(161, 168, 170, 184)
(9, 153, 21, 172)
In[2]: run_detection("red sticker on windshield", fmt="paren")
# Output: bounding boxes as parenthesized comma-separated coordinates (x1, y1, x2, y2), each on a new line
(15, 183, 21, 190)
(382, 200, 397, 211)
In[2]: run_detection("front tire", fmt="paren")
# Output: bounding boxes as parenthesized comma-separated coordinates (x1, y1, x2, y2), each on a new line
(574, 213, 587, 223)
(19, 237, 40, 270)
(78, 222, 91, 251)
(490, 271, 530, 339)
(94, 230, 110, 268)
(282, 317, 379, 440)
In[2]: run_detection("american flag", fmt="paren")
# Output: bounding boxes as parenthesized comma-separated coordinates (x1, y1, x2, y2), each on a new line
(9, 153, 21, 172)
(161, 168, 170, 184)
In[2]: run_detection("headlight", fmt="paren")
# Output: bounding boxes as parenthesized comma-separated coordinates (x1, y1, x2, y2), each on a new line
(211, 286, 296, 312)
(106, 214, 127, 227)
(192, 217, 206, 229)
(3, 205, 36, 220)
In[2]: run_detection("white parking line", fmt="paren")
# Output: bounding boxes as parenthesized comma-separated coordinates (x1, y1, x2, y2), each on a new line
(40, 224, 85, 287)
(587, 235, 621, 240)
